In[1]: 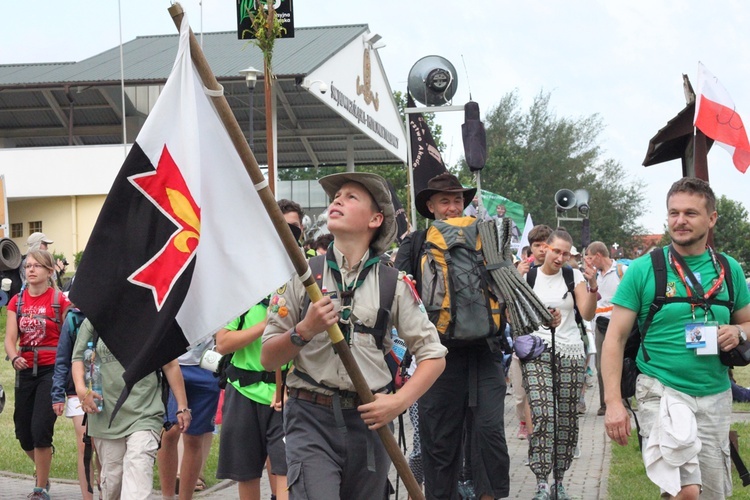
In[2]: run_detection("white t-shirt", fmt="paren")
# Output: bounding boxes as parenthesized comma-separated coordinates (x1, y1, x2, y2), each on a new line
(530, 267, 586, 358)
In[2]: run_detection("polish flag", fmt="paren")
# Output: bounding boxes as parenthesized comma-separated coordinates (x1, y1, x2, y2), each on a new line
(694, 63, 750, 173)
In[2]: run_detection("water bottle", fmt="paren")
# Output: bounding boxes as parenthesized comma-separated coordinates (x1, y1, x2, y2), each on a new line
(83, 342, 94, 385)
(84, 341, 104, 411)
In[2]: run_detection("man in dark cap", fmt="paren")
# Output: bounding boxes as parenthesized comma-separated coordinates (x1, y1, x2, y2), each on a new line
(395, 172, 510, 500)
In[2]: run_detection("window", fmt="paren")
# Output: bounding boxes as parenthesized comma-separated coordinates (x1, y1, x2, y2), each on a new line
(28, 221, 42, 234)
(10, 223, 22, 238)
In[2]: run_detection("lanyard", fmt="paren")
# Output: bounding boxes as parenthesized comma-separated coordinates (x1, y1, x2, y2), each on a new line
(668, 245, 725, 320)
(325, 243, 380, 344)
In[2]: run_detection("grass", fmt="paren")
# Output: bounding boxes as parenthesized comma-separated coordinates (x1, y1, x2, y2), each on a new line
(0, 308, 222, 490)
(609, 364, 750, 499)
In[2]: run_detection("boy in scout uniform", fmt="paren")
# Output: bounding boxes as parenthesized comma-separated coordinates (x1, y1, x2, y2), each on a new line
(261, 172, 447, 500)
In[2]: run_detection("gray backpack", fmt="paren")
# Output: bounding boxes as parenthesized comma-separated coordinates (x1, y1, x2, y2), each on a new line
(419, 216, 504, 341)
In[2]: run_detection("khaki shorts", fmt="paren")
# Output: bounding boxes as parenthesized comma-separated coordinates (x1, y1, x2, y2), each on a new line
(636, 374, 732, 499)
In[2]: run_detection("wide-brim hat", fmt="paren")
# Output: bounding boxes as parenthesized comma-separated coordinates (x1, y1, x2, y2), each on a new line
(415, 172, 476, 219)
(319, 172, 397, 255)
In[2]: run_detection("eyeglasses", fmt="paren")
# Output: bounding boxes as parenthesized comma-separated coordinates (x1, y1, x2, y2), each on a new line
(546, 245, 572, 260)
(24, 263, 46, 270)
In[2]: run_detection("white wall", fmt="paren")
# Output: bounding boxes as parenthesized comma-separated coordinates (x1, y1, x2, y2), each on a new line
(0, 144, 130, 198)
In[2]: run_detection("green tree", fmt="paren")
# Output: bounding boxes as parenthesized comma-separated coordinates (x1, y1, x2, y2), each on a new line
(459, 90, 647, 254)
(714, 195, 750, 270)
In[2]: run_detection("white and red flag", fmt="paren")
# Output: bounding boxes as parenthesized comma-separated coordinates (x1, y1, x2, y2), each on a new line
(70, 16, 295, 398)
(694, 62, 750, 173)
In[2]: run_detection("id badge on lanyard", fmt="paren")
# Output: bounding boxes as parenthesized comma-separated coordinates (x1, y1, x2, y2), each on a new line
(685, 320, 719, 355)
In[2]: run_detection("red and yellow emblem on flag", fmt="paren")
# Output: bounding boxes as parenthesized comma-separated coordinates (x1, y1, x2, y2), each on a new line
(128, 145, 201, 309)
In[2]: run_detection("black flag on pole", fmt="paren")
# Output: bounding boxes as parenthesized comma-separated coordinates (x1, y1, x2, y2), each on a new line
(386, 180, 409, 242)
(408, 94, 447, 194)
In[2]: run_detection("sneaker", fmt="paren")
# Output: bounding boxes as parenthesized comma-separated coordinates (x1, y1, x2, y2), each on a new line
(517, 422, 529, 439)
(573, 446, 581, 459)
(550, 482, 571, 500)
(596, 405, 606, 416)
(27, 488, 50, 500)
(576, 401, 586, 414)
(532, 485, 550, 500)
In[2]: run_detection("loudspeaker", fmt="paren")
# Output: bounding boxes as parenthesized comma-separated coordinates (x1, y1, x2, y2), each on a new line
(574, 189, 590, 216)
(408, 55, 459, 106)
(555, 189, 576, 210)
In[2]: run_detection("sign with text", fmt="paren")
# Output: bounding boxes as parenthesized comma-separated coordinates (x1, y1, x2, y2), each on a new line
(237, 0, 295, 40)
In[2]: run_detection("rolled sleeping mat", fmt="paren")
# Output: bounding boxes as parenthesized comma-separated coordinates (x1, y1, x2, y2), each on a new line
(0, 238, 22, 271)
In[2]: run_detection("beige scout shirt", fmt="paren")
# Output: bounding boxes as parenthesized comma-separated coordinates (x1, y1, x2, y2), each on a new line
(262, 247, 447, 395)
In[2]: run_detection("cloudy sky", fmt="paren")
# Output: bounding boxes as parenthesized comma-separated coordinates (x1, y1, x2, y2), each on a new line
(4, 1, 750, 234)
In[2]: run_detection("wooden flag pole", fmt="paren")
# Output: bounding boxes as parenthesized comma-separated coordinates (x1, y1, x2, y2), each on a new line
(263, 4, 276, 196)
(168, 5, 424, 499)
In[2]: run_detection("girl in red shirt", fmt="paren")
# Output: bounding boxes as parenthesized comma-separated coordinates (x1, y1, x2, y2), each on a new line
(4, 249, 70, 499)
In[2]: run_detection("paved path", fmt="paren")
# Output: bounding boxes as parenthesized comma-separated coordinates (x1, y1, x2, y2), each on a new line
(0, 380, 612, 499)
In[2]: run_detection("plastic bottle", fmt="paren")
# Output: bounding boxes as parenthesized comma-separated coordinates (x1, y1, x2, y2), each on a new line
(83, 341, 104, 411)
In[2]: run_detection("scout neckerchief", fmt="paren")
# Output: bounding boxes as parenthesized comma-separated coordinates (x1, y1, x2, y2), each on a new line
(668, 244, 726, 321)
(325, 242, 381, 344)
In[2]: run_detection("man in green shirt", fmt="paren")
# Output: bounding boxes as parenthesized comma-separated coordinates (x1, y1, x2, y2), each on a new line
(72, 319, 189, 499)
(602, 177, 750, 499)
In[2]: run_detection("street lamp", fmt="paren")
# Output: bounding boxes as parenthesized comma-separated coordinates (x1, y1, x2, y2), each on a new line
(239, 66, 260, 148)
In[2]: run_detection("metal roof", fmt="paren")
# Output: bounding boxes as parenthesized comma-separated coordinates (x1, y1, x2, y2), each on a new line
(0, 24, 406, 167)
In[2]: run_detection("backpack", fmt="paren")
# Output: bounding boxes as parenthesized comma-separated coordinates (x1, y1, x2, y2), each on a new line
(526, 265, 587, 343)
(16, 286, 64, 375)
(419, 217, 504, 342)
(621, 247, 736, 399)
(16, 285, 63, 324)
(304, 255, 410, 391)
(62, 309, 86, 393)
(217, 296, 272, 390)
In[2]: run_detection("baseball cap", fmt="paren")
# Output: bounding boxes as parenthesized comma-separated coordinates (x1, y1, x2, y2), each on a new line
(27, 232, 53, 247)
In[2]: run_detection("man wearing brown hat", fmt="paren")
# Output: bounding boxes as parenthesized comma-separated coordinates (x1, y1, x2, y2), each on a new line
(395, 172, 510, 500)
(262, 172, 447, 499)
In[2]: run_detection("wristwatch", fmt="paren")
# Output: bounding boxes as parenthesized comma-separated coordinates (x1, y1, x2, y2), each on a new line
(737, 324, 747, 344)
(290, 326, 309, 347)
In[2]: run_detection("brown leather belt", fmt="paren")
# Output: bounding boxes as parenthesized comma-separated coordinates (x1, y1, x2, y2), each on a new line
(288, 387, 363, 410)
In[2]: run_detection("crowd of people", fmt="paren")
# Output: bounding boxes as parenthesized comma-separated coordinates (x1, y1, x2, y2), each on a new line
(1, 174, 747, 500)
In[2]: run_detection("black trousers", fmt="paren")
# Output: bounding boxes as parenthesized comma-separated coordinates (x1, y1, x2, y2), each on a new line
(14, 365, 56, 450)
(419, 346, 510, 500)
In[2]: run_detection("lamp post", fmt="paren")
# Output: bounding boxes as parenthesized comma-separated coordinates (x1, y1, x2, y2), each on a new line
(239, 66, 260, 148)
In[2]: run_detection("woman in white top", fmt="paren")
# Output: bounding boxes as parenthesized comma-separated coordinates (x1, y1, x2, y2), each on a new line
(523, 229, 597, 500)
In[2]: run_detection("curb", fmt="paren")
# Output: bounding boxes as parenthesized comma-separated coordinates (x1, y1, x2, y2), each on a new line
(195, 479, 236, 497)
(0, 470, 79, 486)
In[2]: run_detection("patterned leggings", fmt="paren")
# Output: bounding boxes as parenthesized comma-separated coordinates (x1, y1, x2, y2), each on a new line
(521, 350, 585, 483)
(407, 401, 423, 484)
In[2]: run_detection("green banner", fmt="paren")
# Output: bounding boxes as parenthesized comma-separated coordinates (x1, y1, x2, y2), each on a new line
(480, 190, 525, 232)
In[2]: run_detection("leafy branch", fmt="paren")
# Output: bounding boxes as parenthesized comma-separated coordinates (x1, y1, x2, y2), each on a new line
(241, 0, 286, 73)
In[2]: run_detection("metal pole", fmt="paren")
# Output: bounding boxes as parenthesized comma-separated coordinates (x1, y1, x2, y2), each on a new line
(248, 88, 255, 149)
(168, 5, 423, 498)
(405, 108, 417, 229)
